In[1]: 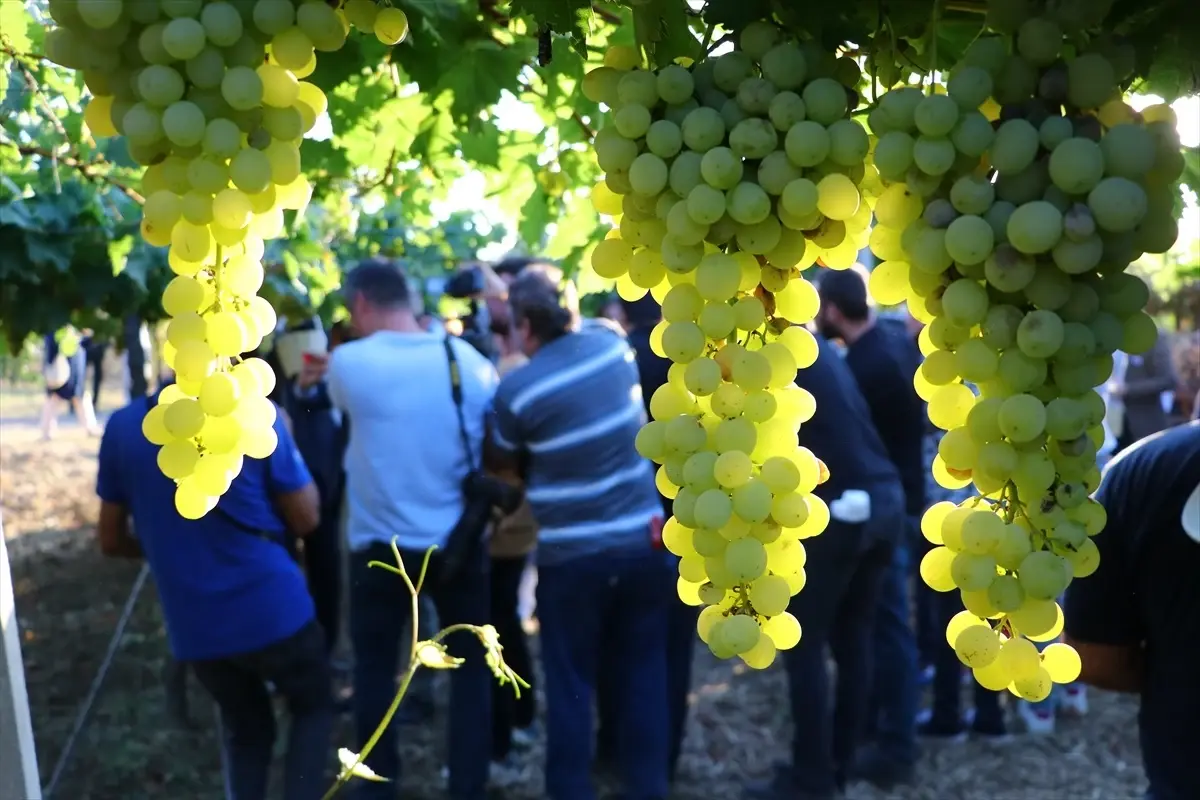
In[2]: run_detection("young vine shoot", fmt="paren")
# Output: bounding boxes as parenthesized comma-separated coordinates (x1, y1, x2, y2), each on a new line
(41, 0, 409, 519)
(585, 0, 1178, 687)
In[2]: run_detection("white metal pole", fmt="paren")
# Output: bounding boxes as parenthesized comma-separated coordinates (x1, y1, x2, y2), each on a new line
(0, 515, 43, 800)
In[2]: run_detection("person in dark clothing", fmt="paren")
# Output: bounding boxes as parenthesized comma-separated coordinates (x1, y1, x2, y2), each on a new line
(746, 333, 906, 800)
(1065, 421, 1200, 800)
(290, 320, 349, 658)
(595, 294, 693, 783)
(814, 270, 925, 787)
(84, 334, 107, 410)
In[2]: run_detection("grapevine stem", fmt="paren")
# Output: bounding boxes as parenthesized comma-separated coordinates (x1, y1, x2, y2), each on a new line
(928, 0, 941, 95)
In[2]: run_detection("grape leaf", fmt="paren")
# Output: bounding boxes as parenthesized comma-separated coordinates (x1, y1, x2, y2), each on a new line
(518, 185, 553, 246)
(508, 0, 593, 56)
(702, 0, 773, 32)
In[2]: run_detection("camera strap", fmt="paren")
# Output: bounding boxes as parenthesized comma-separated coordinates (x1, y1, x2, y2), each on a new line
(442, 336, 477, 470)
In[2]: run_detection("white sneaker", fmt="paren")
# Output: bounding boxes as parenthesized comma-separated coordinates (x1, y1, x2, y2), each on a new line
(1018, 702, 1056, 735)
(511, 724, 539, 749)
(1059, 685, 1089, 717)
(439, 759, 524, 790)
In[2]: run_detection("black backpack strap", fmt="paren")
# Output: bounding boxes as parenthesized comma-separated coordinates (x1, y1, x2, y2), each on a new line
(443, 336, 477, 469)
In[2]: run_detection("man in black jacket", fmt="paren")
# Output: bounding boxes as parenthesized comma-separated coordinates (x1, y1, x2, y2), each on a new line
(747, 333, 906, 800)
(814, 270, 925, 787)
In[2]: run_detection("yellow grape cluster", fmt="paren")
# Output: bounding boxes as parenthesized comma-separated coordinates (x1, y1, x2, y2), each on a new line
(45, 0, 407, 518)
(863, 1, 1181, 698)
(583, 21, 887, 668)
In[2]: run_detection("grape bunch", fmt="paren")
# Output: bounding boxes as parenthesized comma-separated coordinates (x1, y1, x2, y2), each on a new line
(43, 0, 405, 518)
(582, 22, 885, 667)
(865, 1, 1181, 698)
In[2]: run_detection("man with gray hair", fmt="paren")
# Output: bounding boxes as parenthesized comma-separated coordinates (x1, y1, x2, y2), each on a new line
(318, 258, 498, 800)
(489, 263, 674, 800)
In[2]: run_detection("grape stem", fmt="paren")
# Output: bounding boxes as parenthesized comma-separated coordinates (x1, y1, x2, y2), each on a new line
(927, 0, 941, 95)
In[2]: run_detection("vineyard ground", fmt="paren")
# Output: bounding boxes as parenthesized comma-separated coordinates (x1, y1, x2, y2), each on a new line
(1, 418, 1149, 800)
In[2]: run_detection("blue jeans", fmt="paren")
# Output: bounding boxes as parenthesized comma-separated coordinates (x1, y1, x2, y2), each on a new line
(191, 621, 334, 800)
(349, 544, 492, 800)
(929, 590, 1004, 729)
(783, 524, 893, 794)
(868, 543, 921, 764)
(596, 554, 697, 782)
(537, 549, 673, 800)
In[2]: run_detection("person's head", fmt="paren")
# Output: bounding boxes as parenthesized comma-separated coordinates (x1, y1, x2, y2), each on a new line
(508, 263, 579, 356)
(620, 294, 659, 330)
(341, 258, 422, 336)
(815, 265, 873, 342)
(493, 256, 538, 287)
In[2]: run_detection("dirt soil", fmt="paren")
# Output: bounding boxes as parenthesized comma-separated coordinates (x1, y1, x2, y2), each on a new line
(2, 417, 1148, 800)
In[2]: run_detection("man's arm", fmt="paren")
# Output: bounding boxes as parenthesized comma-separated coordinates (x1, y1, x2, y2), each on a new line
(1063, 474, 1145, 693)
(273, 484, 321, 537)
(265, 408, 322, 536)
(1061, 636, 1144, 692)
(97, 501, 142, 559)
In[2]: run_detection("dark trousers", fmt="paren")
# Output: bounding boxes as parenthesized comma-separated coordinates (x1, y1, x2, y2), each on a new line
(306, 503, 343, 653)
(865, 541, 921, 764)
(928, 590, 1004, 729)
(190, 621, 334, 800)
(537, 550, 673, 800)
(349, 543, 492, 800)
(490, 554, 536, 759)
(783, 525, 893, 795)
(597, 589, 697, 782)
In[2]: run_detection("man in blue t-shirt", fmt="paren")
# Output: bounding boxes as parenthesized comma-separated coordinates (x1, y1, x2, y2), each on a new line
(96, 384, 331, 800)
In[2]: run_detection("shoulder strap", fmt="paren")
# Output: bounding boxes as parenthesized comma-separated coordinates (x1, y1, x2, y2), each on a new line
(443, 336, 476, 469)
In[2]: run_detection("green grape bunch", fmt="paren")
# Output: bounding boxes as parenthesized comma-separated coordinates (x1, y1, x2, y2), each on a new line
(864, 0, 1182, 699)
(581, 22, 886, 669)
(43, 0, 409, 519)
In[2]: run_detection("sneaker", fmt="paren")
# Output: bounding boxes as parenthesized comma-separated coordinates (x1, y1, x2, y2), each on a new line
(439, 759, 523, 790)
(1059, 686, 1089, 717)
(847, 745, 915, 789)
(917, 718, 967, 744)
(919, 663, 935, 687)
(1017, 703, 1055, 735)
(511, 723, 539, 749)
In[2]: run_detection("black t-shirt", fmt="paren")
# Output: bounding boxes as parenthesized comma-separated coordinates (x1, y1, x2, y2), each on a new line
(1065, 421, 1200, 800)
(844, 323, 927, 518)
(626, 324, 670, 421)
(626, 323, 673, 516)
(793, 334, 901, 504)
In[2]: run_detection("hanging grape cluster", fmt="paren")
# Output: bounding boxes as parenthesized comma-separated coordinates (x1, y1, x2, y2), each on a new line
(865, 0, 1180, 699)
(583, 23, 887, 669)
(43, 0, 409, 519)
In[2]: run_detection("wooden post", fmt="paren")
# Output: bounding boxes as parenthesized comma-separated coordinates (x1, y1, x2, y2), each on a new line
(0, 517, 42, 800)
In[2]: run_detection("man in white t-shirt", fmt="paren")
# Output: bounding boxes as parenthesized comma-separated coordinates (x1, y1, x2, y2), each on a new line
(318, 258, 499, 800)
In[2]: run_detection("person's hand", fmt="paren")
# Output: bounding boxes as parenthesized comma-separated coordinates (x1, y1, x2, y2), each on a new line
(297, 352, 328, 390)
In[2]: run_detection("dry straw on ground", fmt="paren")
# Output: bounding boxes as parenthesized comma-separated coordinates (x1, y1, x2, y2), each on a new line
(2, 422, 1147, 799)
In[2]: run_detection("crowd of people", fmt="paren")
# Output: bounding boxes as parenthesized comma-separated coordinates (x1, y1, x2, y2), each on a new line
(87, 255, 1200, 800)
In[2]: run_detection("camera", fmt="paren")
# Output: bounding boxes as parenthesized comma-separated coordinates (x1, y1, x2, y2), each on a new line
(438, 265, 498, 361)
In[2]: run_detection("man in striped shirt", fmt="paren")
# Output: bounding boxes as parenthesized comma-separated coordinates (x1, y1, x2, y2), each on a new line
(489, 264, 674, 800)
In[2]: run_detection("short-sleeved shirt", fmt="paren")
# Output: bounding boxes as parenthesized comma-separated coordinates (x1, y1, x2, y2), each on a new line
(843, 323, 927, 518)
(97, 393, 316, 662)
(1064, 421, 1200, 800)
(328, 330, 498, 553)
(491, 321, 661, 566)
